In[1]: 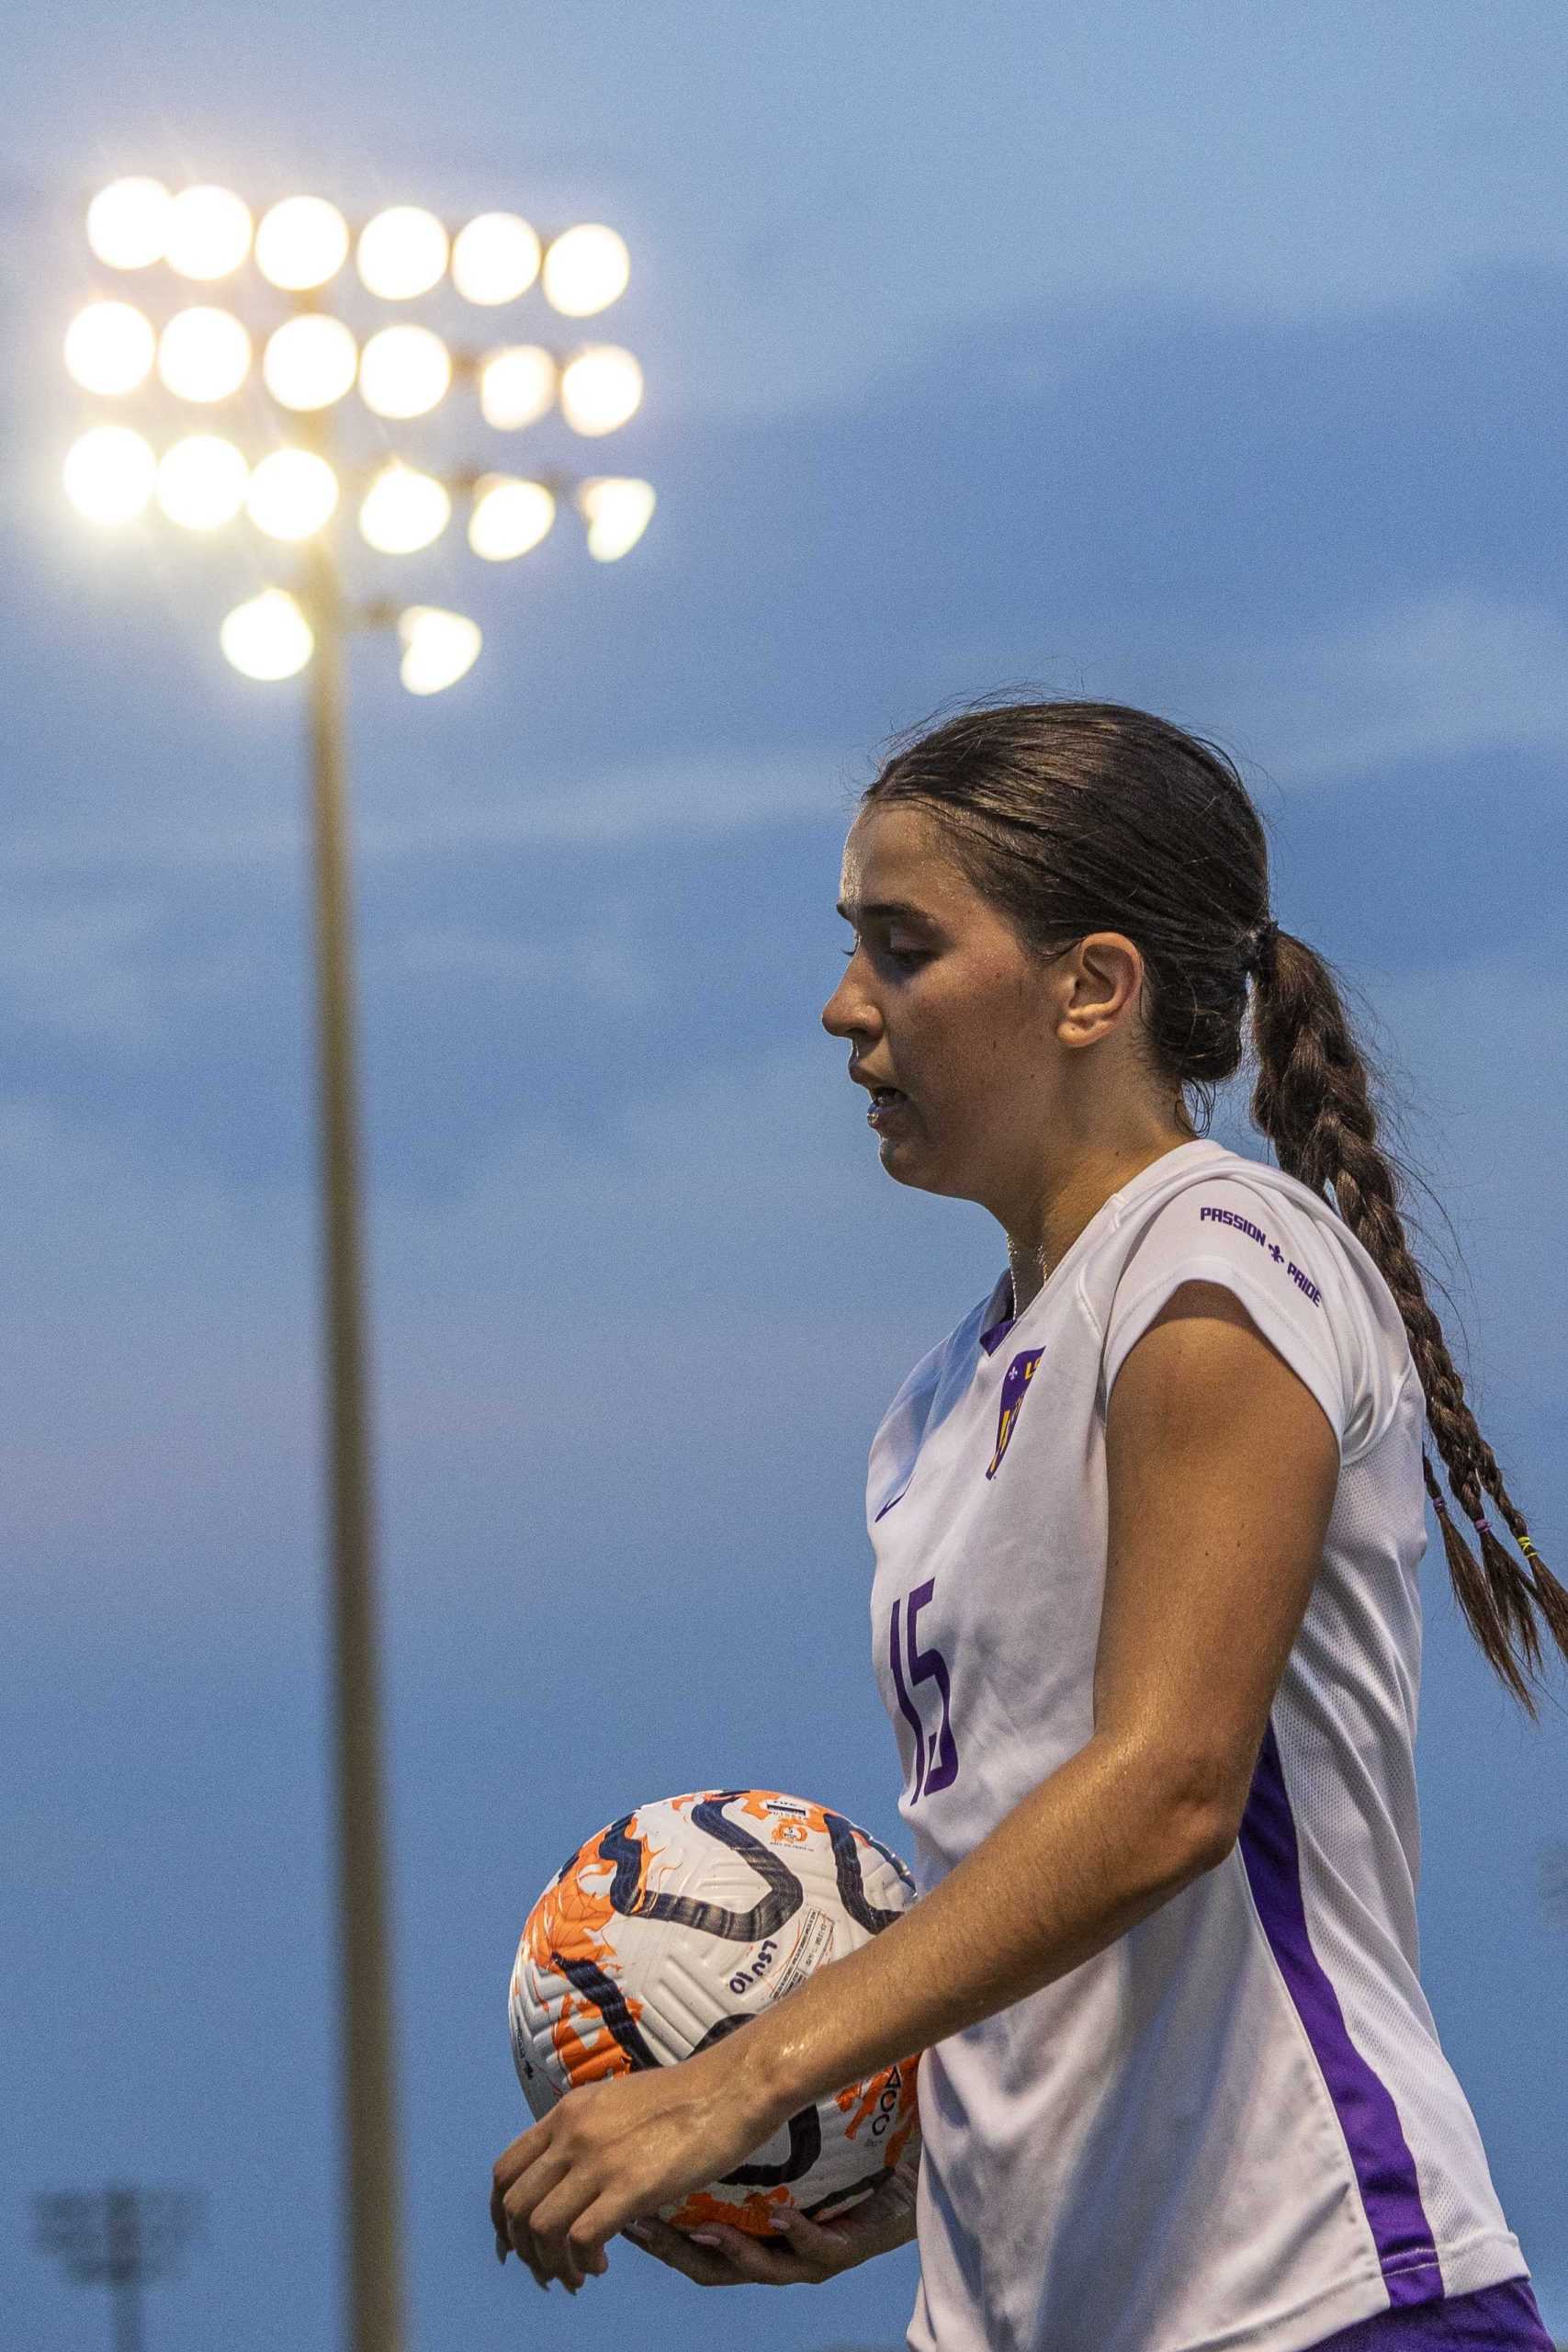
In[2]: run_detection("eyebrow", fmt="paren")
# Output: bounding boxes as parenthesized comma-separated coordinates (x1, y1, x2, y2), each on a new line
(835, 898, 936, 926)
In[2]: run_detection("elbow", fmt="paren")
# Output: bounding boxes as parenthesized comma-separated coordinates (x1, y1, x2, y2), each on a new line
(1178, 1802, 1242, 1880)
(1136, 1750, 1248, 1887)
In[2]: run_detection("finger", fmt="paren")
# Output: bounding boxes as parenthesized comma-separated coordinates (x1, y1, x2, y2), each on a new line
(772, 2204, 849, 2256)
(624, 2219, 752, 2287)
(492, 2116, 552, 2198)
(522, 2177, 601, 2292)
(503, 2158, 576, 2286)
(491, 2120, 552, 2242)
(688, 2220, 821, 2284)
(502, 2220, 557, 2295)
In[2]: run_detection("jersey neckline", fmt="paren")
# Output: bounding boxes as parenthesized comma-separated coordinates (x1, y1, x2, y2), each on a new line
(978, 1137, 1230, 1354)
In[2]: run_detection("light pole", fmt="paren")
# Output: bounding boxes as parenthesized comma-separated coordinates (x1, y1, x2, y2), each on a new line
(34, 2185, 203, 2352)
(62, 177, 656, 2352)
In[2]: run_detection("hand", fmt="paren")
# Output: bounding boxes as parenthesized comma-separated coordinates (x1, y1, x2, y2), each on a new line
(620, 2143, 920, 2288)
(491, 2043, 784, 2293)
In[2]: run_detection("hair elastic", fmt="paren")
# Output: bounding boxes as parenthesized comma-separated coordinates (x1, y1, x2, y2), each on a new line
(1246, 916, 1280, 976)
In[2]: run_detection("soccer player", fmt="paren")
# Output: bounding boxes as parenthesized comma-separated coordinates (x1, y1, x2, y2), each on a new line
(492, 700, 1565, 2349)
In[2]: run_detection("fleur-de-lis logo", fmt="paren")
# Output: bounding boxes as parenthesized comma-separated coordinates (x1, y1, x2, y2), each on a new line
(987, 1348, 1043, 1478)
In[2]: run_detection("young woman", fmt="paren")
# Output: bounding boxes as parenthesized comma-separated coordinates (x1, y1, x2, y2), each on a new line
(492, 700, 1565, 2350)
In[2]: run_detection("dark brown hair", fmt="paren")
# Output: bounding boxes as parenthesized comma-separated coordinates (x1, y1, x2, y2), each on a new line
(856, 696, 1566, 1714)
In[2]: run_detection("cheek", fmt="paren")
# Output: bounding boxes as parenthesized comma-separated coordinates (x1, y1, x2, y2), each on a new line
(919, 977, 1016, 1077)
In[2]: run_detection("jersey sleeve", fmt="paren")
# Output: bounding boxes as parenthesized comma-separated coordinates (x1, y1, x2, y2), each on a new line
(1100, 1176, 1357, 1464)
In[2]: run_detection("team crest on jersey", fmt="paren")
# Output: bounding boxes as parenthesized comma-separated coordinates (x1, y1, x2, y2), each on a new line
(986, 1347, 1043, 1478)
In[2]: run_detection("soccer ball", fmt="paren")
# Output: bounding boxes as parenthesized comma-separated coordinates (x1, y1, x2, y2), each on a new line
(508, 1787, 922, 2237)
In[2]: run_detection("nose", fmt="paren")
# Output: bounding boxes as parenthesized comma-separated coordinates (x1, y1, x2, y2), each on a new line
(821, 965, 869, 1040)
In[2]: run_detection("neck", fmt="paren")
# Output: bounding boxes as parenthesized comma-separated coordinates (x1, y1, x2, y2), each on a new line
(1006, 1127, 1198, 1317)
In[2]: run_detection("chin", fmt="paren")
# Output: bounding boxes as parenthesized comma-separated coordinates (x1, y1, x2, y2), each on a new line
(881, 1143, 956, 1199)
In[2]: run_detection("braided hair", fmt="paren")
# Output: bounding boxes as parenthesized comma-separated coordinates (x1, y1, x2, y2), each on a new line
(854, 696, 1566, 1713)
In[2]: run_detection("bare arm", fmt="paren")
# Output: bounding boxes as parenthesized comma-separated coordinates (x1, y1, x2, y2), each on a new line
(738, 1279, 1340, 2117)
(495, 1280, 1341, 2286)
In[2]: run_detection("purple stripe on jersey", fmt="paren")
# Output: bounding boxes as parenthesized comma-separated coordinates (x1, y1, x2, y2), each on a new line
(1239, 1722, 1443, 2309)
(1303, 2276, 1552, 2350)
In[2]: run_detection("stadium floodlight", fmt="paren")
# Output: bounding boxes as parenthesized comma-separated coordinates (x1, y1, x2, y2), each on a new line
(357, 323, 451, 419)
(62, 169, 652, 2352)
(355, 204, 448, 299)
(358, 460, 450, 554)
(558, 343, 643, 435)
(478, 343, 557, 430)
(33, 2183, 203, 2352)
(86, 176, 172, 268)
(468, 474, 555, 560)
(64, 300, 157, 396)
(263, 313, 359, 411)
(541, 222, 630, 318)
(398, 605, 481, 694)
(63, 424, 158, 522)
(451, 211, 541, 305)
(254, 196, 350, 291)
(220, 585, 314, 679)
(164, 184, 253, 279)
(157, 307, 251, 401)
(157, 434, 250, 529)
(245, 447, 340, 539)
(576, 475, 657, 561)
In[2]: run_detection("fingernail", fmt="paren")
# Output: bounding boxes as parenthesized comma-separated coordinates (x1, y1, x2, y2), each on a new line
(689, 2231, 726, 2248)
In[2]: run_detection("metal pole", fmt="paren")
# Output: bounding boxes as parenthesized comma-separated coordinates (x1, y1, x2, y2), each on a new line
(107, 2188, 143, 2352)
(297, 398, 407, 2352)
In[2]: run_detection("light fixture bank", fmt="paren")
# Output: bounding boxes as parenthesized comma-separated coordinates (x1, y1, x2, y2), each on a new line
(63, 175, 655, 693)
(83, 179, 630, 313)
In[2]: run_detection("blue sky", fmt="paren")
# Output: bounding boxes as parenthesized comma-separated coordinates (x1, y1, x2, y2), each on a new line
(4, 6, 1567, 2347)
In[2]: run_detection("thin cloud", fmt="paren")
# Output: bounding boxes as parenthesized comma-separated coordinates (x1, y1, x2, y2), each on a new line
(9, 583, 1568, 879)
(1226, 591, 1568, 784)
(0, 747, 858, 873)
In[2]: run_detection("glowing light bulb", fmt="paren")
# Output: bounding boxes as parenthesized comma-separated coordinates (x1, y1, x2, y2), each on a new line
(164, 184, 253, 280)
(576, 476, 656, 560)
(157, 307, 251, 401)
(357, 323, 451, 420)
(156, 434, 249, 529)
(254, 196, 349, 291)
(358, 461, 450, 553)
(263, 314, 358, 410)
(478, 345, 557, 430)
(398, 605, 480, 695)
(451, 211, 541, 304)
(86, 177, 171, 269)
(221, 588, 313, 680)
(63, 300, 156, 395)
(541, 223, 630, 317)
(558, 344, 642, 436)
(245, 448, 339, 540)
(63, 425, 157, 523)
(355, 206, 448, 299)
(468, 475, 555, 561)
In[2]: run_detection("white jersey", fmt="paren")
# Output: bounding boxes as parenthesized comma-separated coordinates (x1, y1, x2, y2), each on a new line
(866, 1137, 1529, 2352)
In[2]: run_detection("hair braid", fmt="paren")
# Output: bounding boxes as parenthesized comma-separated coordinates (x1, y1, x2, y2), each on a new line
(1250, 928, 1568, 1715)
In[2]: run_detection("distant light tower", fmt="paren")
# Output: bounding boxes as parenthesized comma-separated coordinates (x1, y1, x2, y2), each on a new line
(62, 176, 656, 2352)
(34, 2185, 203, 2352)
